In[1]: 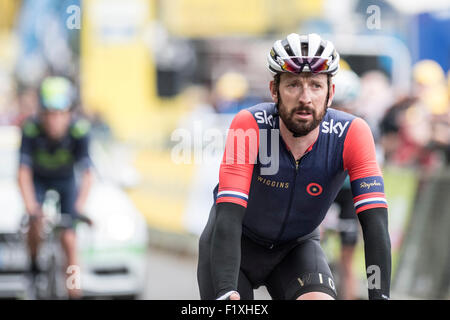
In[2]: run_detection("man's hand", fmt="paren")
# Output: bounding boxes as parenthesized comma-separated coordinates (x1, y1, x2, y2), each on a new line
(29, 206, 44, 220)
(217, 291, 241, 300)
(230, 292, 241, 300)
(75, 212, 94, 227)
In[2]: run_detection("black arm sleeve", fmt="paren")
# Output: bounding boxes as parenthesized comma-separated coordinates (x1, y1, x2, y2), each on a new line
(358, 207, 392, 300)
(210, 202, 246, 298)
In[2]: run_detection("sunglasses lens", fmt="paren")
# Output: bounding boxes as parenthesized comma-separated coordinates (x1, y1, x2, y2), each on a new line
(281, 57, 329, 74)
(310, 58, 329, 73)
(281, 60, 300, 73)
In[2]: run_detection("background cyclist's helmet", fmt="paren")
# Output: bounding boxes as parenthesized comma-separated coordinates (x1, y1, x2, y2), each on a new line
(267, 33, 340, 76)
(333, 69, 361, 106)
(39, 76, 75, 112)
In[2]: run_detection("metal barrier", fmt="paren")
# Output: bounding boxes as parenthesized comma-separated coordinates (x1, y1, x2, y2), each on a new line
(392, 168, 450, 299)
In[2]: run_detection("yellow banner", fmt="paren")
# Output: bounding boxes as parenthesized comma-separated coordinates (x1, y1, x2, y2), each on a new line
(160, 0, 323, 37)
(81, 0, 158, 140)
(161, 0, 269, 37)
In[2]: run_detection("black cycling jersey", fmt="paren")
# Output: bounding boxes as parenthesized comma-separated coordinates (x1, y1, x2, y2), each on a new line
(19, 117, 92, 178)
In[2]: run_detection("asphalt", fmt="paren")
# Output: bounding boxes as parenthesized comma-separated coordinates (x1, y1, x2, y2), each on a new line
(147, 227, 199, 256)
(144, 227, 271, 300)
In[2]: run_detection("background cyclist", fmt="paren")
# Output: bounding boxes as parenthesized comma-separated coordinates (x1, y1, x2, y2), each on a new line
(17, 76, 93, 299)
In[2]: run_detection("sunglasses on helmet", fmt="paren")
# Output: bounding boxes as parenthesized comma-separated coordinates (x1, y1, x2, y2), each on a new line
(280, 56, 331, 74)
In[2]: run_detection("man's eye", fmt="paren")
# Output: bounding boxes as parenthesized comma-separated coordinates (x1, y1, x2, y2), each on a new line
(312, 83, 322, 88)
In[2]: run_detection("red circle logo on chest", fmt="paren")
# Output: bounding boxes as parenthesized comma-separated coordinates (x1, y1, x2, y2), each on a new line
(306, 183, 323, 196)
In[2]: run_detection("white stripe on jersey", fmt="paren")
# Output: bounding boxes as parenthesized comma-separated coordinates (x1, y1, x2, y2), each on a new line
(354, 197, 387, 208)
(218, 190, 249, 199)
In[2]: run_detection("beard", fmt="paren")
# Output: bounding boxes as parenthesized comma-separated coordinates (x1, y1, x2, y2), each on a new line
(278, 98, 328, 137)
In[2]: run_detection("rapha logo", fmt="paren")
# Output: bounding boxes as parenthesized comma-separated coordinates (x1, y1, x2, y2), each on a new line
(360, 180, 382, 190)
(321, 119, 349, 138)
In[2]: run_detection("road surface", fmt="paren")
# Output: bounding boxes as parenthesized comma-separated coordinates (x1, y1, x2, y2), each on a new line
(143, 246, 271, 300)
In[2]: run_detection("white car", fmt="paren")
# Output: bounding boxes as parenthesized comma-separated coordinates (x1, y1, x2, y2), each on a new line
(78, 178, 149, 299)
(0, 126, 29, 299)
(0, 125, 149, 299)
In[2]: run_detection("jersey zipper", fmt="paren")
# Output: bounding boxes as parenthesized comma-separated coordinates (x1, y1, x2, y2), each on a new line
(269, 150, 305, 249)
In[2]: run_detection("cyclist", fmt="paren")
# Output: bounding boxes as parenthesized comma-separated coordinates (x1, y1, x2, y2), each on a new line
(197, 33, 391, 300)
(17, 76, 93, 299)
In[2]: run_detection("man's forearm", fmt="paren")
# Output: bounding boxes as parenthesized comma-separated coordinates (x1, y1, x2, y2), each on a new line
(18, 165, 39, 214)
(75, 169, 93, 213)
(358, 207, 391, 300)
(210, 202, 245, 298)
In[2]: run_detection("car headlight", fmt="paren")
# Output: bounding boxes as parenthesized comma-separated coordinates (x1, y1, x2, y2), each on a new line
(106, 215, 135, 242)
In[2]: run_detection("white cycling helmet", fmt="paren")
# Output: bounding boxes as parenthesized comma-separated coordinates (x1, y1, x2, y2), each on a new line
(267, 33, 340, 76)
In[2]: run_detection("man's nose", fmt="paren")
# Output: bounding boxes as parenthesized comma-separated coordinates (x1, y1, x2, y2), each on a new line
(297, 85, 312, 105)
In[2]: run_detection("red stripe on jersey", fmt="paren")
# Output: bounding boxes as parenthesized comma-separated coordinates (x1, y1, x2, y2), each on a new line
(353, 192, 386, 203)
(343, 118, 382, 182)
(217, 186, 249, 194)
(356, 203, 388, 214)
(217, 110, 259, 207)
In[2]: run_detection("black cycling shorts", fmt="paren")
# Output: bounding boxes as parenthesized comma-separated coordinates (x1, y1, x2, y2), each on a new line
(33, 175, 78, 229)
(198, 205, 337, 300)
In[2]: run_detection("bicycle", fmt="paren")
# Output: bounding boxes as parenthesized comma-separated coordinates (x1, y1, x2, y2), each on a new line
(21, 190, 93, 300)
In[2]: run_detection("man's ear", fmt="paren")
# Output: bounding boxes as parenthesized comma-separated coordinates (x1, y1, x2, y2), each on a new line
(269, 80, 278, 103)
(327, 83, 335, 107)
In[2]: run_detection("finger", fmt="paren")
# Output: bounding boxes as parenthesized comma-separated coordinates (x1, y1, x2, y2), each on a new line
(230, 292, 241, 300)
